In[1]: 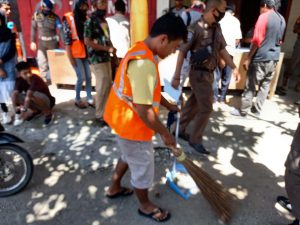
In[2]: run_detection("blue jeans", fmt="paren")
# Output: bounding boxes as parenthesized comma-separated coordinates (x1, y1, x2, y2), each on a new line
(73, 58, 92, 102)
(213, 65, 232, 102)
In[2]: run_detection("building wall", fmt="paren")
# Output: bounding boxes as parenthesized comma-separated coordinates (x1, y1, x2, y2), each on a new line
(282, 0, 300, 58)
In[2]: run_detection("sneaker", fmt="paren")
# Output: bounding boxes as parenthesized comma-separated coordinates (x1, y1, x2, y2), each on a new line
(43, 114, 53, 127)
(2, 112, 11, 124)
(189, 142, 210, 155)
(230, 108, 247, 117)
(276, 196, 292, 212)
(87, 99, 95, 108)
(13, 114, 23, 126)
(250, 106, 261, 117)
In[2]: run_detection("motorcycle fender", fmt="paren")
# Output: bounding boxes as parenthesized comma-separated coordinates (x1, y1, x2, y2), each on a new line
(0, 132, 24, 144)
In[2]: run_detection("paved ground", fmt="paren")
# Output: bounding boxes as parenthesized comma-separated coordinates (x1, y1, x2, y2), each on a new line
(0, 85, 299, 225)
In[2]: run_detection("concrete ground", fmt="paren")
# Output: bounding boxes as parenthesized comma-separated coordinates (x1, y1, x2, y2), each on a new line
(0, 85, 299, 225)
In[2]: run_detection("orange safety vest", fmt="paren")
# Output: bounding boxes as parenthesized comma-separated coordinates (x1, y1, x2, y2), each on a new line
(104, 42, 161, 141)
(63, 12, 86, 58)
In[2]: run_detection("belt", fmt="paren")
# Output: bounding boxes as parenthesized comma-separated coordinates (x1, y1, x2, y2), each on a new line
(39, 36, 58, 41)
(191, 65, 214, 73)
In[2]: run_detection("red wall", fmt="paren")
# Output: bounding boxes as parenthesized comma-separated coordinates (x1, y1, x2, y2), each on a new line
(17, 0, 157, 58)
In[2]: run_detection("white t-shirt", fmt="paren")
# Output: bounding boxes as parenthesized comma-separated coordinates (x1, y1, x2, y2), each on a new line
(106, 13, 130, 58)
(219, 12, 242, 56)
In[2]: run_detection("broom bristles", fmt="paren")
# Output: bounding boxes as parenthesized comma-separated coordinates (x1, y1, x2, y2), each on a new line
(171, 147, 233, 223)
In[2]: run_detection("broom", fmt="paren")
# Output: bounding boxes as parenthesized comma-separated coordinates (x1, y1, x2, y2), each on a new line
(169, 146, 233, 223)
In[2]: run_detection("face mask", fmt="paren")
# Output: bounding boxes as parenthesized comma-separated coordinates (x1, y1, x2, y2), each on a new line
(95, 9, 106, 18)
(214, 9, 225, 23)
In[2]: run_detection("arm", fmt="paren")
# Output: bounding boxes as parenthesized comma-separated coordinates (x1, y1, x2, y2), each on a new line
(62, 18, 76, 66)
(220, 48, 240, 82)
(23, 90, 34, 110)
(56, 16, 64, 47)
(1, 33, 16, 63)
(160, 95, 179, 112)
(293, 17, 300, 34)
(171, 50, 185, 89)
(135, 104, 176, 147)
(84, 37, 115, 53)
(30, 14, 37, 51)
(243, 44, 258, 70)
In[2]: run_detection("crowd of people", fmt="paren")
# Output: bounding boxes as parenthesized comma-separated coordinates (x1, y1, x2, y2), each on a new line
(0, 0, 130, 127)
(0, 0, 299, 224)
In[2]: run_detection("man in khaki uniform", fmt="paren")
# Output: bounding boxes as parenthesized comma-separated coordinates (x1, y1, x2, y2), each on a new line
(172, 0, 240, 154)
(284, 105, 300, 225)
(281, 16, 300, 92)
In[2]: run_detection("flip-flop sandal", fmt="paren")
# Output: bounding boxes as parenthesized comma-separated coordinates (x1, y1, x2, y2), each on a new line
(106, 187, 133, 199)
(138, 207, 171, 222)
(276, 196, 292, 212)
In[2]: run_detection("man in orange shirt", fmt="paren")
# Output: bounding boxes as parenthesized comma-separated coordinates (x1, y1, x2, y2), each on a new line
(104, 13, 187, 222)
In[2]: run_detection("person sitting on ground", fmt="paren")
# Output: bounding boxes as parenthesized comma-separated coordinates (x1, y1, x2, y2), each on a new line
(12, 61, 55, 126)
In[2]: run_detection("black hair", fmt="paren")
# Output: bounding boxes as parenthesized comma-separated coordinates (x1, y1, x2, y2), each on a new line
(115, 0, 126, 13)
(16, 61, 31, 72)
(149, 13, 187, 42)
(260, 0, 276, 9)
(0, 0, 10, 7)
(226, 2, 236, 13)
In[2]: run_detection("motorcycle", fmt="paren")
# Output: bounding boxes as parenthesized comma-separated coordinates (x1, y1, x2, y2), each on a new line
(0, 122, 33, 197)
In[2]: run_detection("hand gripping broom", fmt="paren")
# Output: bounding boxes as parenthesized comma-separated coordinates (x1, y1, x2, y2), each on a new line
(169, 146, 233, 223)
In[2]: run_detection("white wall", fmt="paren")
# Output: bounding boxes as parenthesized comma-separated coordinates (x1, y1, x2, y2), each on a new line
(282, 0, 300, 58)
(156, 0, 170, 18)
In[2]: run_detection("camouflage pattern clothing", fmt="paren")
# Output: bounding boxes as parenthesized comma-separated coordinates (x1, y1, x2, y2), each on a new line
(84, 12, 111, 65)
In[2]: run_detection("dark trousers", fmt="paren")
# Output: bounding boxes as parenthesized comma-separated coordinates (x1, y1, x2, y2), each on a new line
(241, 61, 277, 114)
(285, 123, 300, 219)
(179, 70, 214, 144)
(213, 65, 232, 102)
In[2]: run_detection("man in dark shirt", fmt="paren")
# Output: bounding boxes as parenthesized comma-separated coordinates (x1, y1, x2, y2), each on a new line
(231, 0, 286, 117)
(12, 61, 55, 126)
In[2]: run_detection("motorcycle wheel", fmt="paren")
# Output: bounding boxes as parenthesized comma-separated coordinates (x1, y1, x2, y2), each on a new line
(0, 143, 33, 197)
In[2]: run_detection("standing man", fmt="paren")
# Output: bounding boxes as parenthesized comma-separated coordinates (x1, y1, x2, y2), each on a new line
(106, 0, 130, 60)
(170, 0, 188, 16)
(84, 0, 115, 125)
(30, 0, 63, 84)
(0, 0, 16, 125)
(63, 0, 93, 109)
(281, 16, 300, 92)
(231, 0, 286, 117)
(104, 13, 187, 222)
(172, 0, 240, 154)
(213, 3, 242, 104)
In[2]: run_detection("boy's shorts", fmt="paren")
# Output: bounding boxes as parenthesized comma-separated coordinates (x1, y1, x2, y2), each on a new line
(117, 136, 154, 189)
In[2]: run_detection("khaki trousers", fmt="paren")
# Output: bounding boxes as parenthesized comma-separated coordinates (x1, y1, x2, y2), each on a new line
(90, 62, 112, 119)
(179, 70, 214, 144)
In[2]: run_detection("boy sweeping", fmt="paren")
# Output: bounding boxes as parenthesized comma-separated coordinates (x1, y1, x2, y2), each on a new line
(104, 13, 187, 222)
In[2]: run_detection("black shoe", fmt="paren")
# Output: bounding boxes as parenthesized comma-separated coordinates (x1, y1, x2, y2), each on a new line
(43, 113, 53, 127)
(275, 87, 286, 96)
(288, 219, 299, 225)
(277, 196, 292, 212)
(189, 142, 210, 155)
(250, 106, 261, 117)
(95, 118, 108, 127)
